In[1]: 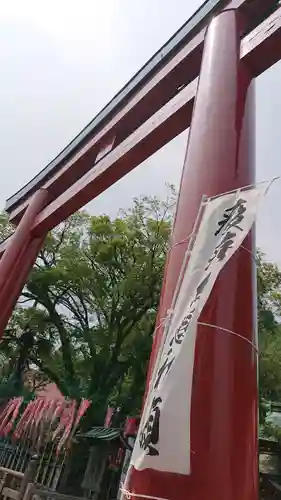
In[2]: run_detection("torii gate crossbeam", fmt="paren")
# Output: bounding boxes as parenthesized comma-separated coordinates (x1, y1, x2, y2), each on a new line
(0, 1, 281, 499)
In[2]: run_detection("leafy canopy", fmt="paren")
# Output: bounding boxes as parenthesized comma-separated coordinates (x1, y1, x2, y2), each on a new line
(1, 189, 281, 433)
(1, 189, 176, 426)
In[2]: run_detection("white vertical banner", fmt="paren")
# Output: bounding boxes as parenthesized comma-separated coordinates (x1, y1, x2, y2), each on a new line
(128, 185, 266, 478)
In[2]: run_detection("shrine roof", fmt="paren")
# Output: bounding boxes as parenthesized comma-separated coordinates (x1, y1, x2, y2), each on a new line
(77, 426, 121, 441)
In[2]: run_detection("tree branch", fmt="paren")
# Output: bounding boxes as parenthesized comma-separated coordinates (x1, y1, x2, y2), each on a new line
(29, 356, 70, 397)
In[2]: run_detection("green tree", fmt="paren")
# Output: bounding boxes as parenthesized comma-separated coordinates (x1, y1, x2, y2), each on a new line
(257, 251, 281, 438)
(1, 188, 175, 426)
(258, 252, 281, 400)
(0, 212, 13, 241)
(2, 193, 281, 433)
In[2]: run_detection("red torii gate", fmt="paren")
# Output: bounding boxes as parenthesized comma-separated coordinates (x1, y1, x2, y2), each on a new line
(0, 1, 281, 499)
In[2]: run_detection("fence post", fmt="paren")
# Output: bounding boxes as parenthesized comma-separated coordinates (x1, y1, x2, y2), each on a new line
(18, 455, 38, 500)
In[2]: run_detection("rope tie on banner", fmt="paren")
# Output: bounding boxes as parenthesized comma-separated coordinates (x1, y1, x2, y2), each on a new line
(241, 244, 271, 288)
(168, 233, 194, 251)
(240, 244, 258, 264)
(159, 312, 172, 331)
(119, 483, 170, 500)
(152, 309, 173, 338)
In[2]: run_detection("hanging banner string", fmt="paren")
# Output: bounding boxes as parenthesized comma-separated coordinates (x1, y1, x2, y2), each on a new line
(144, 195, 209, 416)
(150, 311, 259, 354)
(120, 483, 170, 500)
(197, 322, 259, 353)
(120, 197, 209, 498)
(121, 177, 278, 495)
(206, 176, 279, 202)
(151, 175, 278, 367)
(169, 234, 193, 250)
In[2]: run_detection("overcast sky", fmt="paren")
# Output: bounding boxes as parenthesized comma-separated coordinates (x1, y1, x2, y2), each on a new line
(1, 0, 281, 263)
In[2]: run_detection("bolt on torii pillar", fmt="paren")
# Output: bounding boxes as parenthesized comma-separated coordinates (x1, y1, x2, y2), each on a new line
(127, 9, 258, 500)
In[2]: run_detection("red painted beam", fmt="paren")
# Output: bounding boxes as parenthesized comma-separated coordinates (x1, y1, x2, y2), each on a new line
(7, 0, 276, 223)
(8, 28, 203, 223)
(30, 5, 281, 237)
(32, 80, 198, 235)
(241, 5, 281, 75)
(0, 235, 46, 335)
(2, 80, 196, 256)
(0, 189, 47, 294)
(0, 189, 48, 337)
(0, 5, 279, 259)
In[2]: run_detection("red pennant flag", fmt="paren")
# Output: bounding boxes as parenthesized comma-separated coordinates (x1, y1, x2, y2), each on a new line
(52, 400, 69, 441)
(0, 399, 18, 436)
(104, 406, 114, 428)
(74, 399, 91, 430)
(13, 399, 35, 440)
(56, 400, 77, 454)
(2, 397, 23, 437)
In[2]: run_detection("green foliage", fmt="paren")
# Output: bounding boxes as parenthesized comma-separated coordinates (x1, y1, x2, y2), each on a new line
(1, 189, 281, 435)
(257, 251, 281, 438)
(0, 372, 34, 404)
(258, 252, 281, 399)
(0, 188, 176, 426)
(0, 212, 13, 241)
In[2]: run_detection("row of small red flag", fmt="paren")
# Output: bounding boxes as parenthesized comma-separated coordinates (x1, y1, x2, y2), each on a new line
(0, 397, 90, 454)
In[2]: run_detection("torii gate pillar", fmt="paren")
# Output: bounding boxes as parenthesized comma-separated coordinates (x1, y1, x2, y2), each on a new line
(128, 8, 257, 500)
